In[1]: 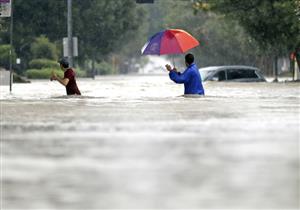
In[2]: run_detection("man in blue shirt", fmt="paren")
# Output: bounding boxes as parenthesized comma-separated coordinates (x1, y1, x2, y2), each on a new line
(165, 53, 205, 95)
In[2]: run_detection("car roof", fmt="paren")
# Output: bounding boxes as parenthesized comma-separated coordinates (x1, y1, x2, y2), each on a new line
(199, 65, 260, 72)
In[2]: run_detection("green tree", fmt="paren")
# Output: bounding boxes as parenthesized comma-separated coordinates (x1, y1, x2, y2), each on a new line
(0, 44, 16, 70)
(0, 0, 146, 74)
(0, 1, 66, 71)
(111, 4, 150, 74)
(73, 0, 143, 73)
(30, 36, 58, 60)
(193, 0, 300, 76)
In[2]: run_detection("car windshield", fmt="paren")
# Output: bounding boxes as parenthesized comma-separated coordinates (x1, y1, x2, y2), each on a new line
(199, 70, 215, 81)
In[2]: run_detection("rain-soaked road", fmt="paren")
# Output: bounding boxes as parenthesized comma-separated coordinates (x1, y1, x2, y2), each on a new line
(1, 75, 299, 209)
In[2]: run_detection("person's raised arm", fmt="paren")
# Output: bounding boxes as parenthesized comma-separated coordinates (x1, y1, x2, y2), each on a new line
(56, 77, 69, 86)
(50, 71, 69, 86)
(165, 64, 190, 84)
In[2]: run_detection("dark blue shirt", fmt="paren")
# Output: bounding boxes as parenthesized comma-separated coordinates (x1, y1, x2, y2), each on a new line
(169, 63, 205, 95)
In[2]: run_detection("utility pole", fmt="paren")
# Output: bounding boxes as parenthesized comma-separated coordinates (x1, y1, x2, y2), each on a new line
(9, 0, 13, 92)
(67, 0, 73, 67)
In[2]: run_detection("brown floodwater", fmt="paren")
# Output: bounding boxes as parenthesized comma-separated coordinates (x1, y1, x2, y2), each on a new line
(1, 75, 299, 209)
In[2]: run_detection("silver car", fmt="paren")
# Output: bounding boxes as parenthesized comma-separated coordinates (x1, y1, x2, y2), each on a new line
(199, 66, 266, 82)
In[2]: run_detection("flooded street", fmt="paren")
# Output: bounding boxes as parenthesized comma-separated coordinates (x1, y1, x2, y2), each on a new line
(1, 75, 299, 209)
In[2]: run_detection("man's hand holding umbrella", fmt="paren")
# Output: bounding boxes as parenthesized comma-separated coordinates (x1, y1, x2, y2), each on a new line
(165, 64, 177, 72)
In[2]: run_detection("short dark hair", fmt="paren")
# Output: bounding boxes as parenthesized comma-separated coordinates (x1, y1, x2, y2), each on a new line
(58, 58, 69, 68)
(185, 53, 194, 65)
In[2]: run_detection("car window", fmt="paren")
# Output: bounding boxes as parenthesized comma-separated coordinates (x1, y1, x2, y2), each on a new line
(227, 69, 258, 80)
(212, 70, 226, 81)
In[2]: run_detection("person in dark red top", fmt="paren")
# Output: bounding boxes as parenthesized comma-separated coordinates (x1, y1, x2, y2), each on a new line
(50, 59, 81, 95)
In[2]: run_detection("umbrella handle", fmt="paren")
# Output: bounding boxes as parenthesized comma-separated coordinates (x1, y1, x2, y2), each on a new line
(172, 56, 175, 68)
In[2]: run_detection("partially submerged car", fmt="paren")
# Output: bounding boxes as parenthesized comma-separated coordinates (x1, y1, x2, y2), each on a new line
(199, 66, 266, 82)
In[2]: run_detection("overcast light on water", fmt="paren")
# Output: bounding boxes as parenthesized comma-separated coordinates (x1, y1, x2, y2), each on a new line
(1, 75, 300, 209)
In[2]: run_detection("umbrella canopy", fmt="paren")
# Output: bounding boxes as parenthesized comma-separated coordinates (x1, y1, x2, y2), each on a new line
(141, 29, 199, 55)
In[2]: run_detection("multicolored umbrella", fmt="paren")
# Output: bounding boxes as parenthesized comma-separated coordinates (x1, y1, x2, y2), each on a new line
(141, 29, 199, 55)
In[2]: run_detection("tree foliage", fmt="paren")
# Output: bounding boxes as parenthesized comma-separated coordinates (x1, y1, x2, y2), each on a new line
(3, 0, 297, 75)
(30, 36, 58, 60)
(0, 0, 145, 74)
(74, 0, 141, 59)
(192, 0, 300, 55)
(0, 44, 16, 69)
(28, 59, 58, 69)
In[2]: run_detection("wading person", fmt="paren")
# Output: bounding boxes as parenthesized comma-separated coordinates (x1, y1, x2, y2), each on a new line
(165, 53, 204, 95)
(50, 59, 81, 95)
